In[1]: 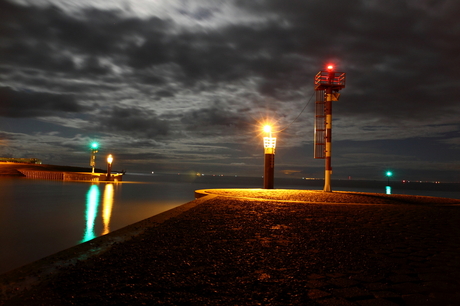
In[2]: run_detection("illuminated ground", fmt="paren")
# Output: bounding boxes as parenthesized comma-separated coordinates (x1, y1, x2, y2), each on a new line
(2, 189, 460, 305)
(196, 189, 460, 204)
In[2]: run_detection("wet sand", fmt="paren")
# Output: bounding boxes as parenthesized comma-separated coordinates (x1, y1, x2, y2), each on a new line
(1, 189, 460, 305)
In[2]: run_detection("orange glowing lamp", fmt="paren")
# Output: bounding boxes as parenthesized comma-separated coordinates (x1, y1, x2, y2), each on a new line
(263, 124, 276, 153)
(107, 154, 113, 165)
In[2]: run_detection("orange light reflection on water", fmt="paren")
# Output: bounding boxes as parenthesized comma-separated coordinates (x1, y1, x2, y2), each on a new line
(102, 184, 114, 235)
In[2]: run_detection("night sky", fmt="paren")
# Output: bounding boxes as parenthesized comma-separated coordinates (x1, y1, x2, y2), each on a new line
(1, 0, 459, 182)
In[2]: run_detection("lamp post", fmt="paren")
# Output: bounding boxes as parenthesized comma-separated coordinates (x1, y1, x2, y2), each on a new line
(386, 171, 392, 185)
(263, 125, 276, 189)
(385, 171, 393, 194)
(89, 142, 99, 173)
(107, 154, 113, 181)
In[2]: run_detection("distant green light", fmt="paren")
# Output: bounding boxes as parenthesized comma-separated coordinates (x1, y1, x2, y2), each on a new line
(386, 171, 393, 177)
(90, 142, 99, 150)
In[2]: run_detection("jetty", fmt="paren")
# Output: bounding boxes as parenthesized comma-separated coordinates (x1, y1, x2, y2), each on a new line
(0, 162, 122, 181)
(1, 189, 460, 305)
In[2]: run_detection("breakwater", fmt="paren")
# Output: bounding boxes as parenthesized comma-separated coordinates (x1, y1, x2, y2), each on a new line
(0, 162, 122, 181)
(18, 169, 123, 181)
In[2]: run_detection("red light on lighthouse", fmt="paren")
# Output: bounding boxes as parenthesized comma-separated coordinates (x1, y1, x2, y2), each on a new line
(327, 65, 334, 70)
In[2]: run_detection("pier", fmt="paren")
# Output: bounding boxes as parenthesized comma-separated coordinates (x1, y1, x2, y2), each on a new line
(18, 169, 123, 181)
(0, 162, 123, 181)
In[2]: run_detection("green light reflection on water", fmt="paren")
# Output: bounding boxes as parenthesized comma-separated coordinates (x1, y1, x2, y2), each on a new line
(81, 184, 100, 243)
(386, 185, 392, 195)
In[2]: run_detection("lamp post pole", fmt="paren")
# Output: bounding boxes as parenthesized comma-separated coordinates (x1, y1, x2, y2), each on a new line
(324, 79, 333, 192)
(90, 142, 99, 174)
(107, 154, 113, 181)
(386, 171, 392, 186)
(263, 125, 276, 189)
(385, 171, 393, 194)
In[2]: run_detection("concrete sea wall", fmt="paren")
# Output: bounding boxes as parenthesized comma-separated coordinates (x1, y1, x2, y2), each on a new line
(17, 169, 123, 181)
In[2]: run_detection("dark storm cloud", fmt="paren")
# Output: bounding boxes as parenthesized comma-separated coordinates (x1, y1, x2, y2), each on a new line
(142, 22, 309, 89)
(0, 1, 170, 76)
(0, 86, 89, 118)
(155, 89, 175, 99)
(0, 131, 16, 141)
(234, 0, 460, 119)
(1, 2, 76, 72)
(0, 1, 253, 89)
(2, 0, 460, 116)
(180, 102, 251, 134)
(114, 151, 172, 161)
(95, 106, 170, 138)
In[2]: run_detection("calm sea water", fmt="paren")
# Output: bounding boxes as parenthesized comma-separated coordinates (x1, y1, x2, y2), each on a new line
(0, 174, 458, 274)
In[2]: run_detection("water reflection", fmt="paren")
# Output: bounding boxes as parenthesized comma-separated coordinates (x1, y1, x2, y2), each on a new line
(81, 184, 115, 243)
(82, 185, 100, 243)
(102, 184, 114, 235)
(386, 186, 392, 195)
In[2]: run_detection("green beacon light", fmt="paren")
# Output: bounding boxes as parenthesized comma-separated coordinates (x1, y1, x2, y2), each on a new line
(385, 170, 393, 188)
(90, 142, 99, 173)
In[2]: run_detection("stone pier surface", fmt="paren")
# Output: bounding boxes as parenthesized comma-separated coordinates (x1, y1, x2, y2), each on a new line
(1, 189, 460, 305)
